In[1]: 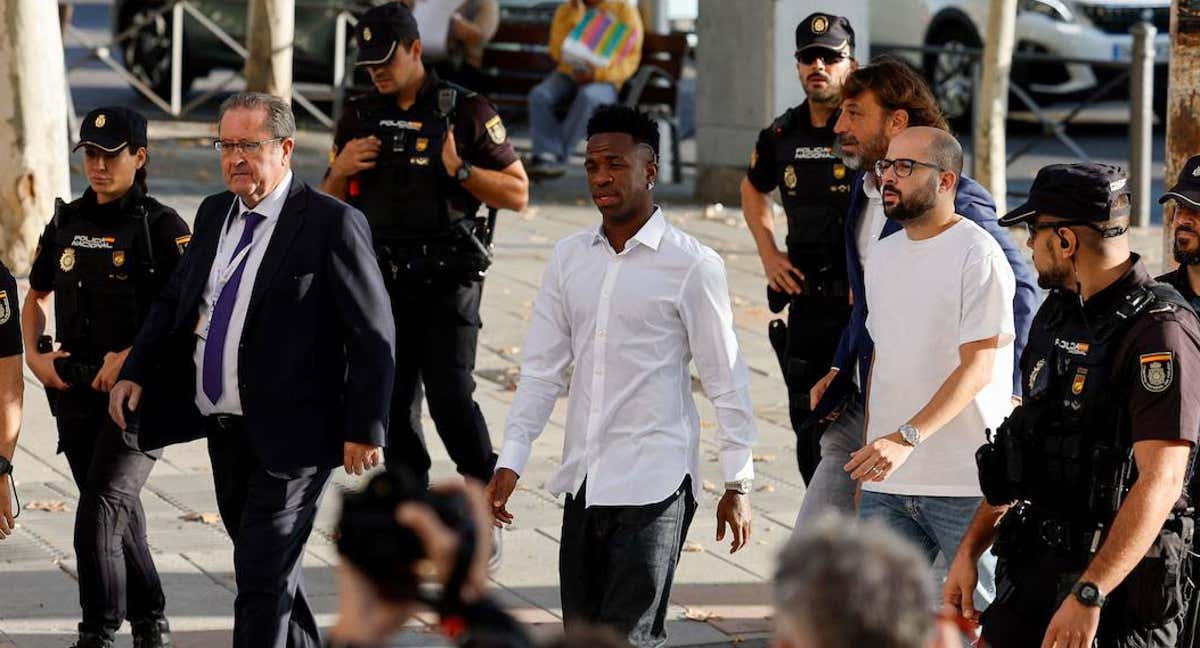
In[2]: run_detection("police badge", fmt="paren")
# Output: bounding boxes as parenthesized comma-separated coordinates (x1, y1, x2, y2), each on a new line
(833, 164, 847, 180)
(485, 115, 507, 145)
(113, 251, 126, 267)
(60, 248, 76, 272)
(0, 290, 9, 326)
(784, 165, 798, 190)
(95, 113, 106, 128)
(811, 15, 829, 34)
(1140, 353, 1173, 393)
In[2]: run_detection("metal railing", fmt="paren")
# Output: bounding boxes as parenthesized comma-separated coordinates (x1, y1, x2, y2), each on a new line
(63, 0, 360, 128)
(875, 22, 1159, 226)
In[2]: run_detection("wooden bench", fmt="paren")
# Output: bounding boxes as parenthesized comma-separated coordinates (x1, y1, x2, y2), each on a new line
(479, 24, 690, 180)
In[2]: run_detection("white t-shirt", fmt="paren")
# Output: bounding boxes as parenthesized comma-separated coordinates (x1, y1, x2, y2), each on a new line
(863, 218, 1016, 497)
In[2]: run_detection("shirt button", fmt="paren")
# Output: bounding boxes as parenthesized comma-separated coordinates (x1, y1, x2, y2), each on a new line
(597, 329, 606, 338)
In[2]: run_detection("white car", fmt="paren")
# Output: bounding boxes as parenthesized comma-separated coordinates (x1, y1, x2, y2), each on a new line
(870, 0, 1170, 123)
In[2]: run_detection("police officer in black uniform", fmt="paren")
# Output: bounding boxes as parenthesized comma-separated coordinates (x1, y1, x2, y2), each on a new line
(319, 3, 528, 487)
(942, 164, 1200, 648)
(0, 260, 22, 542)
(1156, 155, 1200, 313)
(21, 107, 189, 648)
(740, 12, 856, 482)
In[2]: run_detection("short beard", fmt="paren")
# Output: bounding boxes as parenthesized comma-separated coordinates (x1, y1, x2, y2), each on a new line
(1036, 265, 1072, 290)
(1173, 240, 1200, 266)
(808, 86, 842, 108)
(883, 177, 938, 222)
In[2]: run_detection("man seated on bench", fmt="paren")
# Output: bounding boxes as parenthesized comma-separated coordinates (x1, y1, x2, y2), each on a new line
(526, 0, 643, 179)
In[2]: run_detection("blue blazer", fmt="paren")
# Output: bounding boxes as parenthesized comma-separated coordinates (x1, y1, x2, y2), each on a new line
(813, 172, 1040, 420)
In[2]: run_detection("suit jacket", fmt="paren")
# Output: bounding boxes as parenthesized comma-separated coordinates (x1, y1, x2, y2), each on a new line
(813, 173, 1041, 421)
(120, 178, 396, 474)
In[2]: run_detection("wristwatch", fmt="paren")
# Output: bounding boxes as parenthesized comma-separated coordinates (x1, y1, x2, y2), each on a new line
(1071, 581, 1106, 607)
(455, 160, 473, 183)
(725, 479, 752, 495)
(898, 423, 921, 447)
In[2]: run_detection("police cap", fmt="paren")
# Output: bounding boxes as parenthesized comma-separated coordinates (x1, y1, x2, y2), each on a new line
(1159, 154, 1200, 211)
(1000, 163, 1131, 227)
(73, 107, 148, 154)
(355, 2, 421, 67)
(795, 13, 855, 56)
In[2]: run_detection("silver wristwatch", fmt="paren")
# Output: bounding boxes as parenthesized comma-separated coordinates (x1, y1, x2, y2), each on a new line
(898, 423, 921, 447)
(725, 479, 752, 494)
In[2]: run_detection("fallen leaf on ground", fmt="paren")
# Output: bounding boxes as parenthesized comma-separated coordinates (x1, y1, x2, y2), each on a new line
(682, 541, 704, 553)
(682, 607, 722, 622)
(701, 480, 718, 493)
(180, 512, 221, 525)
(753, 454, 776, 463)
(25, 500, 70, 513)
(756, 484, 775, 493)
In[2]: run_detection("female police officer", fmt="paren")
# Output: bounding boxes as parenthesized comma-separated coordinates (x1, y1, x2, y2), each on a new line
(20, 107, 189, 648)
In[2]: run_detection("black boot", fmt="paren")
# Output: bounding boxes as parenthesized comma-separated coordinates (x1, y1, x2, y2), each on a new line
(131, 618, 173, 648)
(69, 633, 113, 648)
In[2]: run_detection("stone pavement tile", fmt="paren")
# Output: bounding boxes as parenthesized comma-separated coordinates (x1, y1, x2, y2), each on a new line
(663, 618, 742, 647)
(669, 582, 774, 639)
(488, 529, 563, 618)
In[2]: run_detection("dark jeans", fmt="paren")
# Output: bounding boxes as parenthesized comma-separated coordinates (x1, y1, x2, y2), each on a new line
(58, 389, 165, 641)
(560, 477, 697, 648)
(206, 417, 331, 648)
(384, 281, 494, 484)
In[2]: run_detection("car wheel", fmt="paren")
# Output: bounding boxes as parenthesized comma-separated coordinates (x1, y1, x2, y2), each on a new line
(118, 2, 195, 99)
(923, 22, 981, 131)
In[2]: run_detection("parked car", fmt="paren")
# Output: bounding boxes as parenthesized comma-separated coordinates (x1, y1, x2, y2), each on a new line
(870, 0, 1171, 125)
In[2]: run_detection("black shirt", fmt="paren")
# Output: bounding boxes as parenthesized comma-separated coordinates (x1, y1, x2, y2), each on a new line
(0, 261, 20, 358)
(1156, 266, 1200, 312)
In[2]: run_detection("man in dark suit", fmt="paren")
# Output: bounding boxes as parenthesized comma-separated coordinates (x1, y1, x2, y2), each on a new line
(109, 92, 395, 648)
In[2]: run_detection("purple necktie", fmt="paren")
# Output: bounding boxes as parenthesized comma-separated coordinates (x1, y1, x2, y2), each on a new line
(202, 211, 265, 405)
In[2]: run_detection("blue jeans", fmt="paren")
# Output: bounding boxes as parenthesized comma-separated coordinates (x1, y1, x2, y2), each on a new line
(528, 72, 618, 160)
(793, 395, 863, 531)
(860, 491, 997, 611)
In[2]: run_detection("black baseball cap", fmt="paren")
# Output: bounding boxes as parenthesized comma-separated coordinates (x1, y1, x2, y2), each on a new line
(999, 163, 1131, 227)
(73, 107, 148, 153)
(1159, 155, 1200, 210)
(795, 13, 855, 56)
(355, 2, 421, 67)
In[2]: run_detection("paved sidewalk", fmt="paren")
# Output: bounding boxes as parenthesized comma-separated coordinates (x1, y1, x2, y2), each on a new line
(0, 128, 1169, 648)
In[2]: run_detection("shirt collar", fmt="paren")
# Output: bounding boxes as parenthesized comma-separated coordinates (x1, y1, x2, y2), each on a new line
(862, 171, 881, 199)
(236, 170, 293, 225)
(591, 207, 666, 252)
(1081, 253, 1152, 317)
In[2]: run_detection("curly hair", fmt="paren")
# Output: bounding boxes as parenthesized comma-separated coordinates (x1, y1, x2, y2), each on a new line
(843, 55, 950, 132)
(585, 104, 660, 157)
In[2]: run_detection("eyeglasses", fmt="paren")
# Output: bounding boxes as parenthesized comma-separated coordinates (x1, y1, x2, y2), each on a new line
(795, 49, 849, 65)
(874, 158, 943, 178)
(213, 138, 282, 154)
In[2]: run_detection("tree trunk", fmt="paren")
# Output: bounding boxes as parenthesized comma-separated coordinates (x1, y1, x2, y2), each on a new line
(973, 0, 1016, 217)
(243, 0, 294, 102)
(0, 0, 70, 275)
(1165, 1, 1200, 273)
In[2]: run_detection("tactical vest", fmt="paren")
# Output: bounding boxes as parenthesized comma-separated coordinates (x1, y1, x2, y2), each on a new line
(980, 282, 1196, 523)
(51, 196, 164, 356)
(346, 81, 481, 242)
(764, 106, 852, 294)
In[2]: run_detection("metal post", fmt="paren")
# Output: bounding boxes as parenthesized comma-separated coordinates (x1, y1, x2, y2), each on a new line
(1129, 21, 1156, 228)
(170, 1, 184, 116)
(333, 12, 348, 125)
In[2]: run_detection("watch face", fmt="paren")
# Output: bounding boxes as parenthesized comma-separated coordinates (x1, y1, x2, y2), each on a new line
(1080, 584, 1098, 601)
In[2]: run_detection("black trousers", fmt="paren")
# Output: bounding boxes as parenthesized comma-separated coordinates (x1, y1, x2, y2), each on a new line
(559, 477, 697, 648)
(982, 550, 1183, 648)
(206, 417, 331, 648)
(783, 298, 850, 473)
(384, 281, 494, 484)
(57, 389, 165, 641)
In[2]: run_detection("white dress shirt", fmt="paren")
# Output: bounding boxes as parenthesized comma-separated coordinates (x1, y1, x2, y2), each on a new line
(848, 173, 887, 387)
(496, 208, 757, 507)
(194, 171, 292, 415)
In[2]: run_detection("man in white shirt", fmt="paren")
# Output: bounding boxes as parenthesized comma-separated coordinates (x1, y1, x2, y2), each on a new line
(484, 105, 757, 648)
(844, 127, 1014, 605)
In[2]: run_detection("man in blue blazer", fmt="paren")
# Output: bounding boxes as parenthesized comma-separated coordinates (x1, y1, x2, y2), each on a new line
(109, 93, 395, 648)
(795, 57, 1039, 531)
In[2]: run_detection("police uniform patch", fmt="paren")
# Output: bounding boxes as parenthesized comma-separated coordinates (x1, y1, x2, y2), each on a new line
(60, 248, 75, 272)
(1071, 367, 1088, 395)
(811, 15, 829, 34)
(95, 113, 106, 128)
(1140, 352, 1174, 393)
(411, 157, 430, 166)
(416, 137, 429, 152)
(113, 251, 125, 267)
(783, 165, 797, 190)
(485, 115, 507, 145)
(0, 291, 9, 326)
(833, 164, 847, 180)
(1029, 358, 1045, 393)
(363, 27, 372, 42)
(175, 235, 191, 255)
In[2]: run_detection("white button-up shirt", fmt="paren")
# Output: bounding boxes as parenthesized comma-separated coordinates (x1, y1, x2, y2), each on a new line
(847, 172, 887, 387)
(193, 171, 292, 415)
(496, 208, 757, 507)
